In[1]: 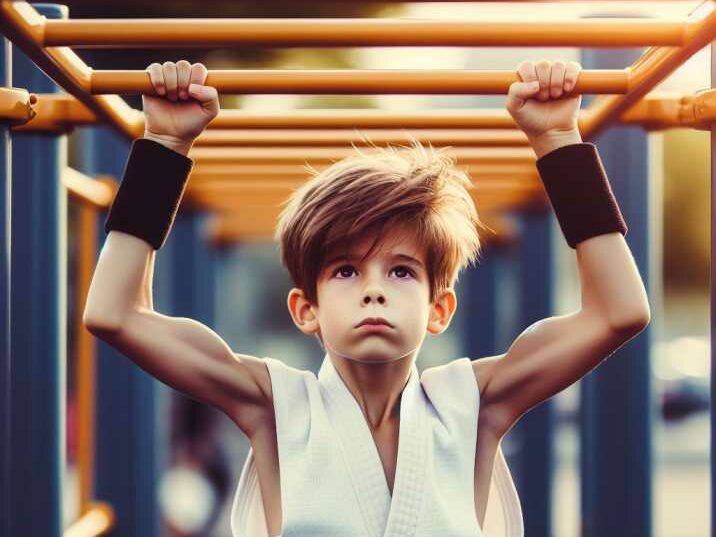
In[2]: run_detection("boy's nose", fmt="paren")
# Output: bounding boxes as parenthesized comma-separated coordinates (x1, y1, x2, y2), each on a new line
(362, 290, 385, 304)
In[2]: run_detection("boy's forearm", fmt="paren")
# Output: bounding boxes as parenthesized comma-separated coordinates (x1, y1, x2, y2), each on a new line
(83, 231, 156, 331)
(86, 136, 193, 331)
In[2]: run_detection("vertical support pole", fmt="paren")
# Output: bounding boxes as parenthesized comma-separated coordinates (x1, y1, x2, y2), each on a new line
(504, 208, 556, 537)
(76, 126, 163, 537)
(9, 4, 68, 536)
(580, 47, 652, 537)
(0, 30, 11, 537)
(460, 242, 499, 359)
(710, 38, 715, 537)
(168, 212, 215, 325)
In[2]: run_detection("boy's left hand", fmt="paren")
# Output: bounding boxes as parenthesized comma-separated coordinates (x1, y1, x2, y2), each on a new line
(506, 60, 583, 152)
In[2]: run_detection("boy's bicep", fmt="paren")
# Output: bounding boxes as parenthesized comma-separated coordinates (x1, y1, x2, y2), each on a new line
(92, 308, 273, 438)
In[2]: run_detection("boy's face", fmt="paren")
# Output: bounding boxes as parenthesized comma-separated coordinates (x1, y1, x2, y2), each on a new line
(287, 227, 457, 363)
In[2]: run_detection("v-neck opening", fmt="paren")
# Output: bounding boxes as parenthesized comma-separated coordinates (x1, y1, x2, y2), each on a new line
(318, 354, 427, 537)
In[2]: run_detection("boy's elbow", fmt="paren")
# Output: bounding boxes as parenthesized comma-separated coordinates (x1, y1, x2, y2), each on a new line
(609, 307, 651, 336)
(83, 308, 123, 336)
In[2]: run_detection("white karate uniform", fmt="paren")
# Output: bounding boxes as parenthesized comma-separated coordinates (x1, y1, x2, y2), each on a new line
(231, 354, 524, 537)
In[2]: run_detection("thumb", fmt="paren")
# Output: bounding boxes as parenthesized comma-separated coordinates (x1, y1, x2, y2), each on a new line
(505, 80, 540, 113)
(188, 83, 219, 115)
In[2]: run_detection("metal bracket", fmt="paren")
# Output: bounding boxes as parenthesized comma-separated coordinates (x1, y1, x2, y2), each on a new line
(0, 87, 37, 125)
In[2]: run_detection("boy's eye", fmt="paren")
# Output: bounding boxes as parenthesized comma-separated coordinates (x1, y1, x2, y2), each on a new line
(332, 264, 415, 279)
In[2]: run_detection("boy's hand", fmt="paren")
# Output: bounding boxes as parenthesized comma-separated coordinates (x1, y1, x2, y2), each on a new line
(142, 60, 220, 155)
(506, 60, 583, 159)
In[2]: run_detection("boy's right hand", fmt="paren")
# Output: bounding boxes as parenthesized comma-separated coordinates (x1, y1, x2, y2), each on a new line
(142, 60, 220, 155)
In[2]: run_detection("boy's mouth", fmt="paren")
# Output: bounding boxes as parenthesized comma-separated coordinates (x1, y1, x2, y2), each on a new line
(355, 317, 393, 328)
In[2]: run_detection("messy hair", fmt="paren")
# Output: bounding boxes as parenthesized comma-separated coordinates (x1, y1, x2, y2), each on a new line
(273, 137, 494, 306)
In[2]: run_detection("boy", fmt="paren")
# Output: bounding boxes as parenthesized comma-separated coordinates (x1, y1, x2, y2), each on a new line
(84, 59, 650, 537)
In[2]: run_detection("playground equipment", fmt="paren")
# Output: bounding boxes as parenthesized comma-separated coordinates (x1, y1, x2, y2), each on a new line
(1, 1, 714, 536)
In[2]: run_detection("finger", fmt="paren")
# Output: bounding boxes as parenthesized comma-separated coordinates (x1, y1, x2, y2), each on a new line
(176, 60, 191, 100)
(146, 62, 165, 96)
(189, 62, 208, 87)
(187, 83, 220, 116)
(507, 79, 540, 107)
(564, 61, 582, 93)
(163, 61, 178, 101)
(550, 60, 566, 98)
(516, 60, 538, 85)
(535, 59, 551, 101)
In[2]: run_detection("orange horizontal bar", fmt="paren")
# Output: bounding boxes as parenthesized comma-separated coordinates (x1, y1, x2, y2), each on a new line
(194, 128, 529, 147)
(582, 1, 716, 139)
(62, 168, 117, 209)
(63, 502, 115, 537)
(19, 92, 709, 133)
(0, 1, 139, 138)
(190, 162, 539, 181)
(186, 181, 545, 214)
(11, 94, 96, 133)
(90, 69, 630, 95)
(43, 18, 688, 48)
(189, 146, 536, 165)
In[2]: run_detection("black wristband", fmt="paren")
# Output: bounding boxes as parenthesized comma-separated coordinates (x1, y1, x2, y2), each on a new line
(536, 142, 628, 249)
(104, 138, 194, 250)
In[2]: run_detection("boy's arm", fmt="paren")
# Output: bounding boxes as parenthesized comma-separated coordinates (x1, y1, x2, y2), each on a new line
(85, 60, 274, 440)
(474, 133, 650, 439)
(84, 230, 274, 440)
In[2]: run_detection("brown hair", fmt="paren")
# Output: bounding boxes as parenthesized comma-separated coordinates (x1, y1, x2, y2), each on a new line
(274, 137, 494, 306)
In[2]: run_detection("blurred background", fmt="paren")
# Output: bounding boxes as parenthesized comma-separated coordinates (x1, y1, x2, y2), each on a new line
(54, 1, 711, 536)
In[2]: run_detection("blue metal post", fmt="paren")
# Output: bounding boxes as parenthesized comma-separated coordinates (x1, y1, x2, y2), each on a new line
(503, 208, 556, 537)
(460, 241, 500, 360)
(0, 31, 11, 537)
(168, 212, 215, 325)
(580, 47, 652, 536)
(9, 4, 68, 536)
(76, 126, 164, 537)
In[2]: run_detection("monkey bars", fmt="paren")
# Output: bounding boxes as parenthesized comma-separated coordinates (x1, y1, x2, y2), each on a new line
(1, 3, 713, 536)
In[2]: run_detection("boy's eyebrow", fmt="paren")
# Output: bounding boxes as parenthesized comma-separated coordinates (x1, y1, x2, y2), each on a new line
(325, 253, 425, 268)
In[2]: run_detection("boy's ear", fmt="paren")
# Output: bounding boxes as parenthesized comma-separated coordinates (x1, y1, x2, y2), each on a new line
(287, 288, 321, 336)
(427, 288, 457, 336)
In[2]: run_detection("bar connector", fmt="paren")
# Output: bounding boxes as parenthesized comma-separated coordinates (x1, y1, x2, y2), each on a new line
(0, 87, 37, 125)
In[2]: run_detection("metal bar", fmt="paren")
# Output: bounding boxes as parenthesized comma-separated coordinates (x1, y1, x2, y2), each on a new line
(188, 146, 537, 164)
(16, 92, 713, 133)
(62, 167, 116, 208)
(583, 1, 716, 140)
(90, 68, 630, 95)
(42, 18, 688, 48)
(0, 87, 36, 124)
(74, 201, 97, 518)
(193, 128, 530, 147)
(0, 1, 140, 138)
(63, 502, 114, 537)
(0, 28, 10, 537)
(9, 5, 67, 536)
(189, 163, 540, 182)
(710, 32, 715, 537)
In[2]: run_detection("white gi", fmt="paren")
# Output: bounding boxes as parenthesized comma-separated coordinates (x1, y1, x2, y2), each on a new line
(231, 354, 524, 537)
